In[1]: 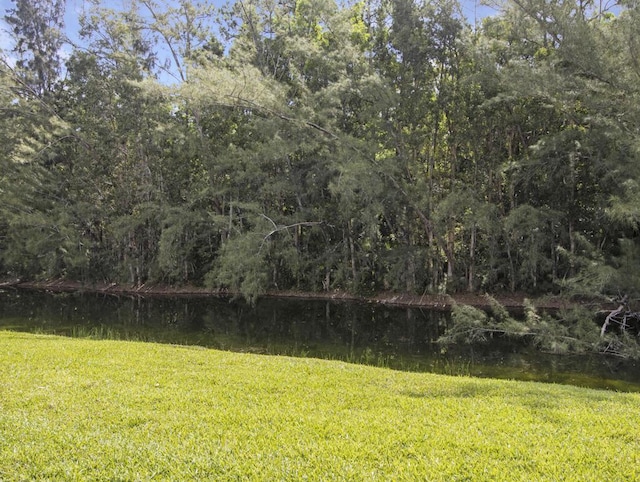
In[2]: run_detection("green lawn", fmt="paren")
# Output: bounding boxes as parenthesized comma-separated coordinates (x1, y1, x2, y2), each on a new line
(1, 331, 638, 481)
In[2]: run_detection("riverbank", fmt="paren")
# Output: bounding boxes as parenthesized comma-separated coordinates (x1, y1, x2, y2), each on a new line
(4, 279, 579, 312)
(1, 331, 638, 480)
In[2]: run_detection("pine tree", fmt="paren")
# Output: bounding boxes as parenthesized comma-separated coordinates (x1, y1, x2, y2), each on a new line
(4, 0, 65, 96)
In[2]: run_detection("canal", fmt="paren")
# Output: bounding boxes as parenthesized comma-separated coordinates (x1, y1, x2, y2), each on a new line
(1, 288, 638, 391)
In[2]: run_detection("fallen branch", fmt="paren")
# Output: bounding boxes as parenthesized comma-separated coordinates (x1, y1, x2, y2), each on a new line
(258, 214, 328, 251)
(601, 295, 629, 337)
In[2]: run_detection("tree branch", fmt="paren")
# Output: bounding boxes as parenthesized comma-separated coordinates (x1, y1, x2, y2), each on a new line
(258, 215, 327, 252)
(601, 295, 629, 337)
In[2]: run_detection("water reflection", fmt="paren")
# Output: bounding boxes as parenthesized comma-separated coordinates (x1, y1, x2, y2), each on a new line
(1, 288, 638, 392)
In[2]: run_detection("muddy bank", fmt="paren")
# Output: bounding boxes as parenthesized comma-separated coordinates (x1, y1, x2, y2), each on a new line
(2, 279, 578, 313)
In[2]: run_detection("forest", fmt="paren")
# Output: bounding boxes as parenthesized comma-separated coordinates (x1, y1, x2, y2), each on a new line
(1, 0, 640, 310)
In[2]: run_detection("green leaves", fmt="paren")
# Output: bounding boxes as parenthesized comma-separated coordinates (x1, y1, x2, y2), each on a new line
(3, 0, 640, 312)
(207, 226, 269, 304)
(4, 0, 65, 96)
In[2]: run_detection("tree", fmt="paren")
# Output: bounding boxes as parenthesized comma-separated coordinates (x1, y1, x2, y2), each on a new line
(361, 0, 470, 292)
(137, 0, 219, 82)
(4, 0, 65, 96)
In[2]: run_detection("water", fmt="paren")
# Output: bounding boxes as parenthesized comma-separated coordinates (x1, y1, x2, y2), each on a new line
(1, 288, 639, 392)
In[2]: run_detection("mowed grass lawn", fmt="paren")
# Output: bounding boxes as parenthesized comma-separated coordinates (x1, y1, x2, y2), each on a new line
(1, 331, 639, 481)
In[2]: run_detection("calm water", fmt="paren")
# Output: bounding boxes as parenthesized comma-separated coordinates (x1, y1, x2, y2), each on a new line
(1, 288, 639, 392)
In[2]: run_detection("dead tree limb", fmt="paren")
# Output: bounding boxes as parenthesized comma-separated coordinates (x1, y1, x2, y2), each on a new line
(601, 295, 629, 337)
(258, 214, 327, 251)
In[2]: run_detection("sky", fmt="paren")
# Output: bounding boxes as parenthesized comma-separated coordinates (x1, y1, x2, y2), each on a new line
(0, 0, 13, 59)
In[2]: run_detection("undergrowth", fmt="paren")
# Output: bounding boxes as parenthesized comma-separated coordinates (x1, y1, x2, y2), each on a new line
(439, 296, 640, 359)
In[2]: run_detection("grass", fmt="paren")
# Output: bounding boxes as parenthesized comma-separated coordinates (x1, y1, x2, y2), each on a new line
(1, 331, 639, 481)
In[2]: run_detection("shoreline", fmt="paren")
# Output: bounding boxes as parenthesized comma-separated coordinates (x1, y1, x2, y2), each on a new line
(3, 279, 580, 313)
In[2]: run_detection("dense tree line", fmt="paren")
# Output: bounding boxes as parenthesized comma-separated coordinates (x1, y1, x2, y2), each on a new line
(1, 0, 640, 308)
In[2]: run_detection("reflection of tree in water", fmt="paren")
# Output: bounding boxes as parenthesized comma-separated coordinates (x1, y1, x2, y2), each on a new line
(2, 290, 640, 390)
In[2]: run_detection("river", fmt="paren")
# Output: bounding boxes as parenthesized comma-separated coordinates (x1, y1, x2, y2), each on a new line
(1, 288, 638, 392)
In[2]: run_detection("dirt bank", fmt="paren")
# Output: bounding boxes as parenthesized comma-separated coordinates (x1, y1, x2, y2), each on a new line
(3, 279, 580, 313)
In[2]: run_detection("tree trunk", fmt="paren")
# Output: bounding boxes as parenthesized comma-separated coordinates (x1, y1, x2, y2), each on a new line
(322, 267, 330, 291)
(349, 234, 357, 282)
(348, 220, 357, 283)
(506, 240, 516, 292)
(601, 296, 629, 337)
(568, 219, 576, 276)
(468, 223, 476, 292)
(406, 255, 416, 293)
(446, 226, 455, 281)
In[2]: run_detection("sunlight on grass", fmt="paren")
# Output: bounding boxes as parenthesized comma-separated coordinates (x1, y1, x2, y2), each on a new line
(1, 331, 639, 480)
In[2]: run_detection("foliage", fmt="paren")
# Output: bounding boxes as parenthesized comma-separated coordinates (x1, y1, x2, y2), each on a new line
(1, 331, 639, 480)
(440, 297, 612, 357)
(4, 0, 65, 96)
(441, 300, 531, 345)
(206, 227, 269, 304)
(0, 0, 639, 334)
